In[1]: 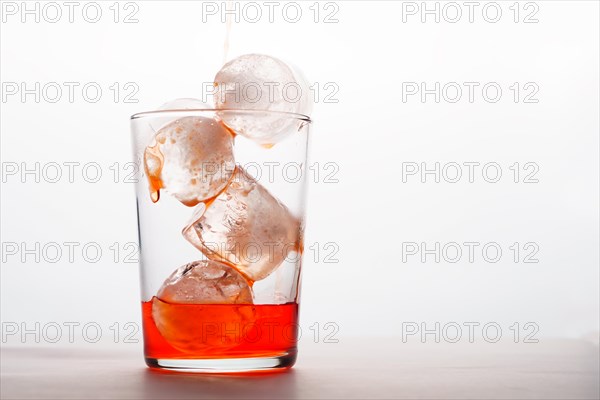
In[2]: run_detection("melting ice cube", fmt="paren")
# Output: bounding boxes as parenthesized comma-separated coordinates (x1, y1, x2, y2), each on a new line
(144, 116, 235, 206)
(213, 54, 311, 146)
(183, 167, 302, 281)
(151, 260, 254, 352)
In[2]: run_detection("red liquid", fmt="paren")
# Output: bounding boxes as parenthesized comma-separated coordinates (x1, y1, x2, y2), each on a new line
(142, 298, 299, 359)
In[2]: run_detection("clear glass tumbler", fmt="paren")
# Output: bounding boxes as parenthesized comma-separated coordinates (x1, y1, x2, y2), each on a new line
(130, 109, 311, 372)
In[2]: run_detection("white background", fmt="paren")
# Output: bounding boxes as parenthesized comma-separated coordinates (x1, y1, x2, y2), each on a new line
(1, 1, 598, 345)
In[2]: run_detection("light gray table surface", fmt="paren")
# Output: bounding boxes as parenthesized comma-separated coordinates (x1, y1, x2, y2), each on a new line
(1, 339, 598, 399)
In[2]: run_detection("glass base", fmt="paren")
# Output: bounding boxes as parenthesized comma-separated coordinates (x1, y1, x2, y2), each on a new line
(145, 351, 297, 373)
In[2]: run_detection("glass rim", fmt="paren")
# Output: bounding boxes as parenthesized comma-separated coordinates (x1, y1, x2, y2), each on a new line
(131, 108, 312, 123)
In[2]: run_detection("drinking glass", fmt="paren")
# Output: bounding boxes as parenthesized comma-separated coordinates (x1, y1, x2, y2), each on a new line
(130, 109, 311, 372)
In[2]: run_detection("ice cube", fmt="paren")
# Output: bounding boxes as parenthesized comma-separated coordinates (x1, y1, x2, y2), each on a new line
(152, 260, 254, 352)
(144, 116, 235, 206)
(183, 167, 302, 281)
(154, 260, 253, 304)
(149, 98, 210, 132)
(214, 54, 311, 146)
